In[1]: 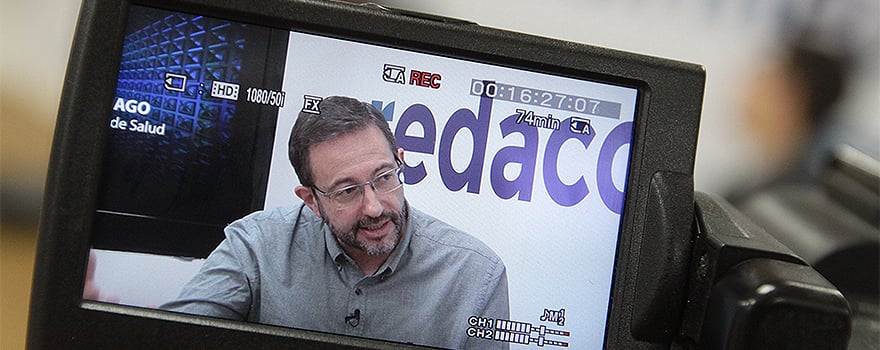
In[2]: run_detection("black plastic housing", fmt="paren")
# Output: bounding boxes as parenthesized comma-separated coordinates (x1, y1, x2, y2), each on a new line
(679, 193, 852, 349)
(28, 0, 705, 348)
(699, 258, 851, 350)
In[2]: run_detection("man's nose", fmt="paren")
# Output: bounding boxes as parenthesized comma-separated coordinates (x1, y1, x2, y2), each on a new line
(360, 185, 384, 217)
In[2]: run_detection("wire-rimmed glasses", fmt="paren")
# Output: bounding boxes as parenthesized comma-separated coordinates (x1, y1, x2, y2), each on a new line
(312, 166, 403, 210)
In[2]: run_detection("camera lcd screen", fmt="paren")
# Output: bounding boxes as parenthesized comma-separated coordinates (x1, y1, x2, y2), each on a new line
(85, 4, 638, 349)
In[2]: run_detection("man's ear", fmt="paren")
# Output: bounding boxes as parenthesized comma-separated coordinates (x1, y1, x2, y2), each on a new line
(396, 147, 405, 164)
(294, 185, 321, 218)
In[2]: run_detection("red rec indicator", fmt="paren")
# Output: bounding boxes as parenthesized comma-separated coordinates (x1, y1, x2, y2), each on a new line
(409, 69, 442, 89)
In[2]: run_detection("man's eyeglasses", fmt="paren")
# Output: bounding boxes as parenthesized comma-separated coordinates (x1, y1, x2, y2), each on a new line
(312, 166, 403, 210)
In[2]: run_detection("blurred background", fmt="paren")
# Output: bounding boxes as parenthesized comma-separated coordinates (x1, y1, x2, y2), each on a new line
(1, 0, 877, 349)
(2, 1, 81, 349)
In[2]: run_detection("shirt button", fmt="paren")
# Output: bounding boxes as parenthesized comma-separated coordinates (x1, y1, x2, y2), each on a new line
(355, 288, 363, 296)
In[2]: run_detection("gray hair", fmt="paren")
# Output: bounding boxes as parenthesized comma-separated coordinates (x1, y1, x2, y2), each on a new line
(288, 96, 398, 187)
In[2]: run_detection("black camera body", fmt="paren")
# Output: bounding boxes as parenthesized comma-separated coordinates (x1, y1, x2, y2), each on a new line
(684, 192, 852, 349)
(629, 172, 853, 349)
(27, 1, 870, 349)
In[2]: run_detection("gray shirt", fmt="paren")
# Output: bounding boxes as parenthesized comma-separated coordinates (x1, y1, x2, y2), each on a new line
(162, 203, 509, 349)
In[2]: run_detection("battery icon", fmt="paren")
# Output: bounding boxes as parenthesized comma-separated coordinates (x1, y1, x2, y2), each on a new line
(164, 72, 187, 92)
(569, 117, 592, 135)
(211, 80, 240, 101)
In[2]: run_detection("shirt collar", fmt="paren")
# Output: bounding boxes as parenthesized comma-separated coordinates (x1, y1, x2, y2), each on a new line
(323, 202, 413, 276)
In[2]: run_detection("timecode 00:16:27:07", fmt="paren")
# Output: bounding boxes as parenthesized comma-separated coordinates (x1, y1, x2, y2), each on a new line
(470, 79, 614, 118)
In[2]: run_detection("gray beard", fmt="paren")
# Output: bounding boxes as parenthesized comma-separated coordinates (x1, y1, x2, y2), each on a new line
(319, 202, 407, 256)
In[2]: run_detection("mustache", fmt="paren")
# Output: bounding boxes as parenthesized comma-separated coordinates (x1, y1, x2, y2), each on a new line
(355, 203, 408, 230)
(357, 211, 401, 228)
